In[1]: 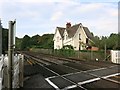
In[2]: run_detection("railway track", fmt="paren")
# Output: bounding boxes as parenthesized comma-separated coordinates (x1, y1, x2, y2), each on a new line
(23, 52, 86, 89)
(20, 51, 120, 89)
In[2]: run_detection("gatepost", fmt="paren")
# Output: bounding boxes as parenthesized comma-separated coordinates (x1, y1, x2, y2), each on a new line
(8, 20, 16, 89)
(0, 19, 2, 55)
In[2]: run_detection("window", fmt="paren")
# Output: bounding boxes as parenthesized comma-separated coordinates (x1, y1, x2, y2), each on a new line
(79, 34, 81, 40)
(116, 53, 118, 57)
(66, 35, 68, 40)
(63, 36, 64, 40)
(86, 38, 88, 44)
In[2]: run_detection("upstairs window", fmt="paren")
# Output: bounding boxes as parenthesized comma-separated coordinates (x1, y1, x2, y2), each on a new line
(116, 53, 118, 57)
(66, 35, 68, 40)
(63, 36, 64, 40)
(86, 38, 88, 44)
(79, 34, 81, 40)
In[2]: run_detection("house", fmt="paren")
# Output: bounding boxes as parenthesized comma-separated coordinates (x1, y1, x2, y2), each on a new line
(53, 22, 95, 50)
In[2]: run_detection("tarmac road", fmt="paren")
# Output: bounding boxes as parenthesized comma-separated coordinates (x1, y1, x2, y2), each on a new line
(22, 52, 120, 89)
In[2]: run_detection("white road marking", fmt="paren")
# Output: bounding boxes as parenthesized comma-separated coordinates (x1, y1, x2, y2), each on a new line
(46, 68, 120, 90)
(62, 71, 81, 77)
(85, 65, 119, 73)
(78, 78, 100, 85)
(108, 65, 119, 68)
(106, 78, 120, 84)
(47, 76, 59, 79)
(63, 85, 77, 90)
(45, 78, 60, 90)
(102, 73, 120, 79)
(47, 71, 82, 79)
(85, 67, 106, 72)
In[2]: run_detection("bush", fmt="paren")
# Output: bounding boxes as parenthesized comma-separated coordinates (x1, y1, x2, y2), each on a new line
(53, 48, 75, 57)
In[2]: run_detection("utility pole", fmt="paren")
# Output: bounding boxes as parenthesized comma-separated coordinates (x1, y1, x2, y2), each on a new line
(8, 20, 16, 89)
(0, 19, 2, 55)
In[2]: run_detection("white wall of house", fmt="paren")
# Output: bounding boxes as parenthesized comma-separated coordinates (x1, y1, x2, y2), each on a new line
(63, 38, 72, 45)
(80, 27, 87, 44)
(53, 29, 63, 49)
(73, 27, 87, 50)
(54, 25, 90, 50)
(73, 31, 79, 50)
(63, 29, 68, 41)
(63, 30, 74, 49)
(111, 50, 120, 64)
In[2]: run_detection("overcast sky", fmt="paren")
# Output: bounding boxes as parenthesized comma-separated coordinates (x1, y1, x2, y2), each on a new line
(0, 0, 119, 38)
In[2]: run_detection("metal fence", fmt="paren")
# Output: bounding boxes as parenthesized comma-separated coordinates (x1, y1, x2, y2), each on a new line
(0, 54, 24, 89)
(31, 49, 107, 61)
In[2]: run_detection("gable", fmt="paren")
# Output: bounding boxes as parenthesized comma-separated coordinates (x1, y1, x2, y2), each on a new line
(53, 27, 63, 41)
(66, 23, 80, 38)
(83, 27, 94, 41)
(57, 27, 65, 38)
(54, 23, 94, 41)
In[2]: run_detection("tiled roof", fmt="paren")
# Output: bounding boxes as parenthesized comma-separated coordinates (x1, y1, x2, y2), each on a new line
(83, 27, 94, 40)
(57, 27, 65, 37)
(57, 23, 94, 41)
(66, 23, 80, 38)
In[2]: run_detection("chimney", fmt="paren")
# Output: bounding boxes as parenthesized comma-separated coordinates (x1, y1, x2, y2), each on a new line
(66, 22, 71, 28)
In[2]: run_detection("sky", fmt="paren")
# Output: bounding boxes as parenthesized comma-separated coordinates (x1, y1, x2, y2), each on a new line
(0, 0, 119, 38)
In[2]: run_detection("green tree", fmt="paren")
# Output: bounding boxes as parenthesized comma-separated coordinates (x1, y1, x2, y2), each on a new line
(15, 37, 22, 50)
(93, 36, 100, 48)
(93, 33, 119, 50)
(30, 34, 40, 46)
(2, 28, 8, 54)
(21, 35, 31, 50)
(39, 34, 54, 49)
(99, 36, 108, 50)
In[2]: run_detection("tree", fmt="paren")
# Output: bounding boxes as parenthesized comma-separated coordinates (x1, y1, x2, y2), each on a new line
(2, 28, 8, 54)
(107, 33, 118, 50)
(21, 35, 31, 50)
(39, 34, 54, 49)
(30, 34, 40, 46)
(93, 33, 119, 50)
(93, 36, 100, 47)
(15, 37, 22, 50)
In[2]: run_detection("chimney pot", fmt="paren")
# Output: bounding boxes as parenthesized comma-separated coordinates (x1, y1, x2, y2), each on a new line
(66, 22, 71, 28)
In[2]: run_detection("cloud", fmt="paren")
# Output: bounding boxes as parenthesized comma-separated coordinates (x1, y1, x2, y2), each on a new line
(106, 8, 118, 17)
(0, 0, 79, 3)
(0, 0, 118, 37)
(76, 3, 103, 13)
(50, 11, 63, 21)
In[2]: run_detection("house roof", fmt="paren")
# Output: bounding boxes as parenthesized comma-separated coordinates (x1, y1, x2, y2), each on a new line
(66, 23, 80, 38)
(57, 27, 65, 37)
(56, 23, 94, 41)
(83, 27, 94, 40)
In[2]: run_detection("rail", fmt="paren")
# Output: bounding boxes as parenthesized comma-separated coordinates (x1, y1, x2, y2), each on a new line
(22, 51, 120, 89)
